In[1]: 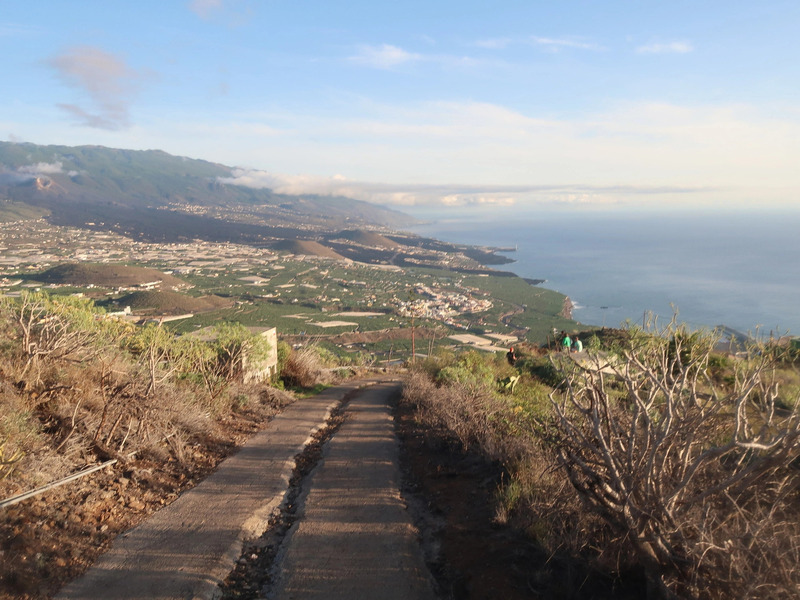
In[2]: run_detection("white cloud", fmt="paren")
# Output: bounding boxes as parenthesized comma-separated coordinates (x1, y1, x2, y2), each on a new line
(0, 161, 65, 186)
(133, 98, 800, 210)
(217, 168, 701, 208)
(476, 35, 601, 52)
(636, 41, 694, 54)
(530, 36, 601, 52)
(475, 38, 513, 50)
(187, 0, 253, 24)
(18, 161, 64, 175)
(189, 0, 223, 18)
(349, 44, 422, 69)
(0, 23, 40, 37)
(47, 46, 149, 130)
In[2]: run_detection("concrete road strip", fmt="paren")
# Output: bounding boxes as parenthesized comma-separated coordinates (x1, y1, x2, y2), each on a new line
(268, 381, 436, 600)
(56, 380, 379, 600)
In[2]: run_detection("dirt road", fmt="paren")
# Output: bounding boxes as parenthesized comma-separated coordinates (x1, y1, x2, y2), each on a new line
(56, 377, 435, 600)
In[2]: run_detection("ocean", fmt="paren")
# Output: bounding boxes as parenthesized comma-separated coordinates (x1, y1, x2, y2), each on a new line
(404, 206, 800, 337)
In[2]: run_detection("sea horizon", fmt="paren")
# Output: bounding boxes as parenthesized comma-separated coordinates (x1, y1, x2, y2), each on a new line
(404, 205, 800, 338)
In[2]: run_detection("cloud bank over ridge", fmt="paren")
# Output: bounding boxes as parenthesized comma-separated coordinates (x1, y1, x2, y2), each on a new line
(218, 169, 706, 208)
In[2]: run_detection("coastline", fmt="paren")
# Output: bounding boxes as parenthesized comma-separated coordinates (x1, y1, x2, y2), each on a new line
(403, 208, 800, 336)
(560, 296, 575, 321)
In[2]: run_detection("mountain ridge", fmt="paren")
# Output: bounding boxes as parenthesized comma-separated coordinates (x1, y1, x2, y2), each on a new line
(0, 141, 417, 231)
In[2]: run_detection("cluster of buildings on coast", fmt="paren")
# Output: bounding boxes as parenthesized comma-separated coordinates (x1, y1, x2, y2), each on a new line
(395, 284, 493, 326)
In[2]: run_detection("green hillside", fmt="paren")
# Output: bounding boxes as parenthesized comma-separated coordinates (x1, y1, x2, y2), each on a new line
(0, 141, 417, 230)
(0, 200, 48, 222)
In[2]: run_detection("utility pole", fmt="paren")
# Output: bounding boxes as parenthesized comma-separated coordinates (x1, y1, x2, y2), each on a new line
(408, 288, 416, 365)
(411, 310, 415, 364)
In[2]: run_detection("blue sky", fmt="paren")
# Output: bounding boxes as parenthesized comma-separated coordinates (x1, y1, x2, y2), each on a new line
(2, 0, 799, 210)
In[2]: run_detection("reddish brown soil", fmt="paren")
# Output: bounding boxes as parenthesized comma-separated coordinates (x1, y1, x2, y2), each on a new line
(394, 398, 646, 600)
(0, 405, 275, 600)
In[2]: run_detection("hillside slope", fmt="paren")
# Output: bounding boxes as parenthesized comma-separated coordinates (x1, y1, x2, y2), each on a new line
(115, 291, 233, 314)
(329, 229, 404, 249)
(271, 239, 346, 260)
(0, 142, 416, 231)
(36, 263, 186, 289)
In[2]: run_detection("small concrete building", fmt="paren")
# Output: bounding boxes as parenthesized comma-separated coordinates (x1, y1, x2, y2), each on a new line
(242, 326, 279, 383)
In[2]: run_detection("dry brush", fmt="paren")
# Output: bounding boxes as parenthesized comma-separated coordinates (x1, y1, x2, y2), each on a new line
(549, 321, 800, 598)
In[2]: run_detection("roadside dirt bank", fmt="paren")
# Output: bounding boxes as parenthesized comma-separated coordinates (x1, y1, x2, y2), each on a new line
(0, 394, 287, 600)
(394, 394, 647, 599)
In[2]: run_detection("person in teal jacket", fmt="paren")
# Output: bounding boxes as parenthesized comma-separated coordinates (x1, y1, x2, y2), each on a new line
(561, 331, 571, 353)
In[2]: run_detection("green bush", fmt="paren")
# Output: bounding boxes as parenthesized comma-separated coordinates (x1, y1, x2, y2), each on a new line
(510, 378, 552, 422)
(275, 340, 292, 381)
(435, 351, 495, 389)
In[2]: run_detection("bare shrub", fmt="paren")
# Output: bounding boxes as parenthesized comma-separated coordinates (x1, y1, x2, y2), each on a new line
(35, 353, 209, 465)
(400, 369, 437, 410)
(404, 370, 489, 451)
(282, 345, 330, 388)
(403, 370, 528, 464)
(5, 292, 123, 383)
(492, 454, 599, 555)
(0, 387, 83, 495)
(127, 323, 190, 397)
(549, 318, 800, 598)
(403, 364, 607, 582)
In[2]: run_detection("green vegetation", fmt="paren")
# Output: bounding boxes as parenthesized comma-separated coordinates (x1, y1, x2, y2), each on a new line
(0, 288, 356, 600)
(459, 273, 576, 340)
(402, 320, 800, 599)
(0, 291, 339, 500)
(128, 255, 578, 353)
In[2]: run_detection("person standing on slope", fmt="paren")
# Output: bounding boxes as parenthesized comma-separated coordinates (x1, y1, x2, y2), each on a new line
(506, 347, 517, 366)
(561, 331, 571, 353)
